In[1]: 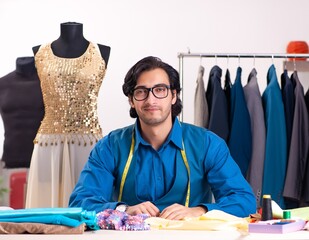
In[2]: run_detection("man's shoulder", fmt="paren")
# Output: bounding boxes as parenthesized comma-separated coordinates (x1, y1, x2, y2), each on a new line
(180, 121, 224, 141)
(96, 124, 134, 149)
(105, 124, 134, 141)
(180, 121, 208, 134)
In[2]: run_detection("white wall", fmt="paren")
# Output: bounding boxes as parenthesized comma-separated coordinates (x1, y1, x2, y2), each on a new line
(0, 0, 309, 158)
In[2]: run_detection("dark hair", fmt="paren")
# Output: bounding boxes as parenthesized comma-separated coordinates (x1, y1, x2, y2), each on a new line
(122, 56, 182, 118)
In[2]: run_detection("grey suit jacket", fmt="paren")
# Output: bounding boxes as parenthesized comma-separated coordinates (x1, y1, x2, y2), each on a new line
(283, 71, 309, 201)
(194, 65, 209, 128)
(243, 68, 266, 207)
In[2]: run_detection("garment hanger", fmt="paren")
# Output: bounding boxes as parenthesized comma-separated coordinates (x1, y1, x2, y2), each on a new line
(293, 58, 297, 71)
(226, 55, 229, 69)
(224, 55, 232, 89)
(271, 55, 274, 65)
(197, 55, 205, 78)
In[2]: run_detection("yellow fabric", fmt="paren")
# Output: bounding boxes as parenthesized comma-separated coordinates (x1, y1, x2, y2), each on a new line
(145, 210, 249, 231)
(289, 207, 309, 221)
(271, 200, 309, 221)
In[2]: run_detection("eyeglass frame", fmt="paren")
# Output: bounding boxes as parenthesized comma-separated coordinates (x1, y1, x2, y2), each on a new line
(132, 84, 171, 101)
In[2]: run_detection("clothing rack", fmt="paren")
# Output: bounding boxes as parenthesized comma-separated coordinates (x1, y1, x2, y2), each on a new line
(177, 52, 309, 120)
(178, 52, 309, 59)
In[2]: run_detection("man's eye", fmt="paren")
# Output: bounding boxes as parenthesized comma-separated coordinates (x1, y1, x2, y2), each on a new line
(135, 89, 146, 94)
(155, 87, 165, 92)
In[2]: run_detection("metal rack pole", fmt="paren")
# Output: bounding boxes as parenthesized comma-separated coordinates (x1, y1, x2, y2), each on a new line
(177, 53, 309, 59)
(178, 54, 184, 121)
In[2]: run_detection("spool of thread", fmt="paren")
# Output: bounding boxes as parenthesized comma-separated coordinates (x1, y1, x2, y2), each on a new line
(283, 210, 291, 219)
(286, 41, 309, 61)
(261, 194, 273, 221)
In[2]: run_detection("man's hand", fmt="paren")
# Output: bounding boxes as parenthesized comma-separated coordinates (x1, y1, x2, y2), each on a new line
(126, 201, 160, 217)
(159, 203, 207, 220)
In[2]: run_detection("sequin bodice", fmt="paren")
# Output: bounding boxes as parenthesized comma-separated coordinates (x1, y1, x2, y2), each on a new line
(34, 42, 106, 139)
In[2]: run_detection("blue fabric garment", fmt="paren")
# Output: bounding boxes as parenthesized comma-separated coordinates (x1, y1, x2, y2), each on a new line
(0, 207, 98, 229)
(69, 118, 256, 218)
(262, 65, 287, 209)
(228, 67, 252, 177)
(0, 215, 82, 227)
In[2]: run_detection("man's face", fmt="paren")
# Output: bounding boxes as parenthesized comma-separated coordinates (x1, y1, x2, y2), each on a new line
(130, 68, 176, 127)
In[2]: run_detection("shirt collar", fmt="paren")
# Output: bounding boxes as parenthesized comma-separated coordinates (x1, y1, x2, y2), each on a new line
(133, 117, 183, 150)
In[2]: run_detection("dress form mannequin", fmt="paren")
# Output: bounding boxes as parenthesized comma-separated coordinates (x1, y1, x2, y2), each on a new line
(0, 57, 44, 168)
(26, 22, 108, 208)
(32, 22, 110, 65)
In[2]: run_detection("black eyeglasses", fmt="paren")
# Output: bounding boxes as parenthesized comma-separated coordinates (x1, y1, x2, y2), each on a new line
(133, 84, 171, 101)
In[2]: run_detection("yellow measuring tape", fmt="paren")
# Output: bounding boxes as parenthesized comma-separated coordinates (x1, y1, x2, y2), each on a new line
(118, 133, 191, 207)
(118, 134, 135, 202)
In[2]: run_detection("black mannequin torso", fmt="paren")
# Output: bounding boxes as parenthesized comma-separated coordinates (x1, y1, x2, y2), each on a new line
(0, 57, 44, 168)
(15, 57, 37, 76)
(32, 22, 110, 65)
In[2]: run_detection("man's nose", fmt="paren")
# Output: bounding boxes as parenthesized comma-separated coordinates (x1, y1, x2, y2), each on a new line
(145, 89, 157, 102)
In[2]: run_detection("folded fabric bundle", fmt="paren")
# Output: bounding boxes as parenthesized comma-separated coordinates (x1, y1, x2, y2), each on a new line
(0, 207, 98, 230)
(145, 210, 249, 231)
(0, 222, 86, 234)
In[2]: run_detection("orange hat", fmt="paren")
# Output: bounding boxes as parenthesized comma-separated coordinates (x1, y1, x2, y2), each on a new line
(286, 41, 309, 61)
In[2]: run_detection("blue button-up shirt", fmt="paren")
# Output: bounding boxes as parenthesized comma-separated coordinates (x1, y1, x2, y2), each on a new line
(69, 118, 256, 217)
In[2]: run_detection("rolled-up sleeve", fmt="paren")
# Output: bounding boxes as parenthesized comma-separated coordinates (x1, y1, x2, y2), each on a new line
(69, 136, 119, 212)
(203, 133, 256, 217)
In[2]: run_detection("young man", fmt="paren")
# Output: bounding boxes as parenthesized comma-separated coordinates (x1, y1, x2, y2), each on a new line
(69, 56, 256, 219)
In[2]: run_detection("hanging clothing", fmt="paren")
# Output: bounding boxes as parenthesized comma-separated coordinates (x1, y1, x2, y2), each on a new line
(205, 66, 229, 142)
(283, 71, 309, 206)
(25, 42, 106, 208)
(194, 65, 209, 128)
(303, 88, 309, 204)
(224, 69, 232, 126)
(261, 65, 287, 209)
(228, 67, 252, 177)
(243, 68, 266, 207)
(281, 69, 295, 157)
(305, 88, 309, 113)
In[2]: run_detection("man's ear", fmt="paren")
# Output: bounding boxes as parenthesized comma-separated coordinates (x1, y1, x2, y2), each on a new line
(171, 90, 177, 104)
(129, 97, 135, 108)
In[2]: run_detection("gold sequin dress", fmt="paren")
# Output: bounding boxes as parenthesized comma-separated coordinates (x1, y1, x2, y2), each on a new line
(25, 42, 106, 208)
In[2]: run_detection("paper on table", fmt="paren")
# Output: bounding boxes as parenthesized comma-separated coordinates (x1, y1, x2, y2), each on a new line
(145, 210, 249, 231)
